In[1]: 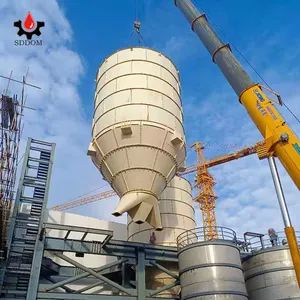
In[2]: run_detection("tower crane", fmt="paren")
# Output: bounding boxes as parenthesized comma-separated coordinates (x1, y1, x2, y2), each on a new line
(50, 190, 117, 211)
(191, 141, 259, 240)
(174, 0, 300, 286)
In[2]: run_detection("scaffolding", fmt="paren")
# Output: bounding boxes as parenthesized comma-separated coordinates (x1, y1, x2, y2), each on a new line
(0, 72, 39, 261)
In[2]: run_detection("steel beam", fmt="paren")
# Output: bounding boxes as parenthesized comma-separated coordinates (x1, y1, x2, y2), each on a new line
(27, 143, 56, 300)
(37, 293, 174, 300)
(44, 238, 178, 262)
(44, 223, 113, 237)
(54, 252, 132, 295)
(43, 258, 127, 292)
(37, 293, 137, 300)
(137, 249, 146, 300)
(149, 261, 179, 279)
(149, 280, 180, 297)
(73, 279, 104, 293)
(42, 276, 74, 293)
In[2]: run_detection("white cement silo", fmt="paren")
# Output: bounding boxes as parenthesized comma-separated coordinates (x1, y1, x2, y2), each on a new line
(127, 176, 196, 244)
(88, 47, 186, 230)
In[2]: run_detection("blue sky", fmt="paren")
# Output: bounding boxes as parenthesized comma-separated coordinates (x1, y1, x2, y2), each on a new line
(1, 0, 300, 236)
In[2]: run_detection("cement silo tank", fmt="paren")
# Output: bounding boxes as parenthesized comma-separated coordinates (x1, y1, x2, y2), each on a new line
(128, 176, 196, 297)
(242, 246, 300, 299)
(177, 227, 248, 300)
(88, 47, 186, 230)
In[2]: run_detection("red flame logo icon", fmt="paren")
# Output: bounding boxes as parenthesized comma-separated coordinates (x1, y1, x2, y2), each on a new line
(24, 12, 35, 30)
(14, 12, 45, 40)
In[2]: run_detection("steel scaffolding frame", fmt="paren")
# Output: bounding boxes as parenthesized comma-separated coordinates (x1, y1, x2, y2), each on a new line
(36, 223, 179, 300)
(0, 138, 56, 299)
(0, 72, 39, 261)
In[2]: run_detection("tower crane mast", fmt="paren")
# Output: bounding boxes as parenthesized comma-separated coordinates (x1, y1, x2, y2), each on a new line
(192, 142, 218, 240)
(174, 0, 300, 286)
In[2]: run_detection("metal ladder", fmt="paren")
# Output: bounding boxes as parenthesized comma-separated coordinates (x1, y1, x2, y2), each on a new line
(0, 138, 55, 299)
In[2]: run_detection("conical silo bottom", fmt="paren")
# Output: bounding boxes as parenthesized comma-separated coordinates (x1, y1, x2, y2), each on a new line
(112, 191, 162, 230)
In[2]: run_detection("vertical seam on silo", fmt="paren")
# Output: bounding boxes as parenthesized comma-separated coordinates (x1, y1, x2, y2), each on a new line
(140, 122, 142, 144)
(146, 74, 149, 89)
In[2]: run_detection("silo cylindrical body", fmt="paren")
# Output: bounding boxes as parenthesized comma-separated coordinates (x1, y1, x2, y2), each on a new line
(242, 246, 300, 300)
(128, 176, 196, 297)
(88, 47, 186, 230)
(177, 229, 248, 300)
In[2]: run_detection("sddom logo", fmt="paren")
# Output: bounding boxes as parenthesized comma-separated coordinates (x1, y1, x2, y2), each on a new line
(14, 12, 44, 46)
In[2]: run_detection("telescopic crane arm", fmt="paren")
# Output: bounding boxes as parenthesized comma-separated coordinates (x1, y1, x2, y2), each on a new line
(174, 0, 300, 287)
(174, 0, 300, 191)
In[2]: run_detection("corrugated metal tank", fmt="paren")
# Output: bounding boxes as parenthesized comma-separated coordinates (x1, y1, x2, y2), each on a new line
(242, 246, 300, 299)
(128, 176, 196, 297)
(177, 228, 248, 300)
(88, 47, 186, 230)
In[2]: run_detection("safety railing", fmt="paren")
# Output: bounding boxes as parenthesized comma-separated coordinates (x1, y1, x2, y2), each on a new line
(177, 226, 237, 249)
(243, 231, 300, 253)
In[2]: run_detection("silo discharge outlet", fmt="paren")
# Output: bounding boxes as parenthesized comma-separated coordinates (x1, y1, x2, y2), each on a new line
(112, 191, 162, 230)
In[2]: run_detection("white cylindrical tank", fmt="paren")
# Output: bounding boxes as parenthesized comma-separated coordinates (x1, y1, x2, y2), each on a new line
(127, 176, 195, 244)
(127, 176, 196, 297)
(88, 47, 186, 230)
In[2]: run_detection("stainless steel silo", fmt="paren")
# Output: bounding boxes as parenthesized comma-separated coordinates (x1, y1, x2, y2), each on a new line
(242, 235, 300, 300)
(177, 227, 249, 300)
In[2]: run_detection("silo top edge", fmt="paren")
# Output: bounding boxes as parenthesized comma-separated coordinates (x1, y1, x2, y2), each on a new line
(241, 244, 291, 262)
(97, 46, 180, 73)
(173, 175, 192, 189)
(178, 240, 239, 255)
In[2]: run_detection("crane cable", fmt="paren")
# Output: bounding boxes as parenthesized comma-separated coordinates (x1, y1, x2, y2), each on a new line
(129, 0, 148, 46)
(195, 1, 300, 125)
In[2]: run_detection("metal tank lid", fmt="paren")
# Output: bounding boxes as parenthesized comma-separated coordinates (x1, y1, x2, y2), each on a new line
(96, 46, 180, 78)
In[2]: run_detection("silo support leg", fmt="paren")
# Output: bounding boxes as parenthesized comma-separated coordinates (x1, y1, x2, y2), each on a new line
(137, 249, 146, 300)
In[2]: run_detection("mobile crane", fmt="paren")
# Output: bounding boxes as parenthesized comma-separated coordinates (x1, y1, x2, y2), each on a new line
(174, 0, 300, 286)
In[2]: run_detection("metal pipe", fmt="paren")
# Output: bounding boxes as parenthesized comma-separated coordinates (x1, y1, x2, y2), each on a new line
(174, 0, 254, 96)
(268, 156, 300, 287)
(268, 157, 291, 227)
(54, 253, 131, 295)
(41, 275, 74, 293)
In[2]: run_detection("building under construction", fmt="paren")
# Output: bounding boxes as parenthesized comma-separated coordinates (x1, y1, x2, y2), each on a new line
(0, 91, 24, 261)
(0, 0, 300, 299)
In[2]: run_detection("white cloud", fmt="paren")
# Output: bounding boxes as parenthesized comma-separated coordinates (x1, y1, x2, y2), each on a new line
(0, 0, 126, 225)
